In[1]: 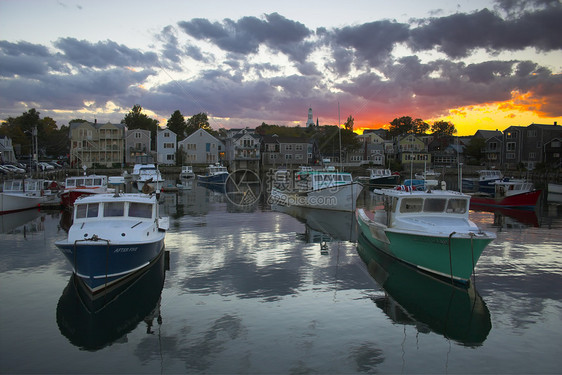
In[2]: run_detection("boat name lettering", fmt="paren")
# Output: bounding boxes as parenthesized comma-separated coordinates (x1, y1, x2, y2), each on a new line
(114, 247, 138, 253)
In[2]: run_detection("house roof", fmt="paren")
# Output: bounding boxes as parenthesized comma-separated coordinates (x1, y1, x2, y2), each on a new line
(474, 130, 502, 139)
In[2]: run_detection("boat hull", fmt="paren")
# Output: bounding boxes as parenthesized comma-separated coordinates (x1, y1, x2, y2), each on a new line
(0, 193, 47, 214)
(469, 190, 542, 209)
(270, 182, 363, 212)
(369, 175, 400, 187)
(198, 173, 228, 184)
(357, 209, 494, 284)
(60, 190, 97, 207)
(56, 237, 165, 293)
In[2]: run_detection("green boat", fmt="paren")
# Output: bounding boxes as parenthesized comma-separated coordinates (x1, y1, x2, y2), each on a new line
(357, 188, 495, 285)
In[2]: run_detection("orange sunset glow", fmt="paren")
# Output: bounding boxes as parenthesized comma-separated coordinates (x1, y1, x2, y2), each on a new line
(355, 91, 561, 136)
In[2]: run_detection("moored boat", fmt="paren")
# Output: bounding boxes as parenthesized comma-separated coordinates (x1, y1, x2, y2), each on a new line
(0, 179, 50, 214)
(180, 165, 195, 180)
(60, 175, 110, 207)
(131, 163, 163, 191)
(270, 166, 363, 212)
(357, 188, 495, 285)
(462, 169, 503, 194)
(469, 179, 541, 209)
(197, 163, 229, 184)
(55, 186, 169, 294)
(363, 168, 400, 187)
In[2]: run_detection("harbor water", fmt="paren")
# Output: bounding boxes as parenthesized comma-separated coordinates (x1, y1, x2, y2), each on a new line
(1, 184, 561, 374)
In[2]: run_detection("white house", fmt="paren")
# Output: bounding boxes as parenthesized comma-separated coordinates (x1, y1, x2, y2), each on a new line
(177, 128, 224, 165)
(157, 128, 177, 165)
(0, 135, 16, 163)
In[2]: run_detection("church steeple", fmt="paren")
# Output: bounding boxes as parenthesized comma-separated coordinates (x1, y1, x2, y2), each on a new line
(306, 107, 315, 127)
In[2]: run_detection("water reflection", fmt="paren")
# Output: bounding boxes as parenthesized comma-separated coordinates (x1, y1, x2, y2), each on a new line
(1, 208, 43, 234)
(471, 205, 540, 229)
(356, 234, 491, 346)
(56, 250, 168, 351)
(272, 204, 357, 243)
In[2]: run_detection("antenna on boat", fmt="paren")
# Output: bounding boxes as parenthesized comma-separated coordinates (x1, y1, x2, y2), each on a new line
(338, 101, 343, 172)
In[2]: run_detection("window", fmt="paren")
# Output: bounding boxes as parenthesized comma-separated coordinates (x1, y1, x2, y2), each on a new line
(400, 198, 423, 213)
(552, 141, 561, 148)
(104, 202, 124, 217)
(295, 144, 303, 151)
(285, 144, 293, 151)
(423, 198, 446, 213)
(507, 153, 515, 159)
(295, 154, 303, 160)
(527, 130, 537, 137)
(76, 203, 99, 219)
(164, 132, 170, 137)
(529, 152, 536, 159)
(507, 142, 516, 151)
(489, 142, 497, 151)
(446, 199, 467, 214)
(128, 202, 152, 218)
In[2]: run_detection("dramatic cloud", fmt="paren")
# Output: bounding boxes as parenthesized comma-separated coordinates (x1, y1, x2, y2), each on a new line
(0, 3, 560, 131)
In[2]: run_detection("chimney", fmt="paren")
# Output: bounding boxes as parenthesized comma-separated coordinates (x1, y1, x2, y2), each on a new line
(555, 121, 557, 126)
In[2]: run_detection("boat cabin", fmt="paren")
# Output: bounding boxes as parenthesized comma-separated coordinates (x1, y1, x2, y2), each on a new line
(376, 190, 470, 227)
(295, 168, 353, 191)
(73, 195, 157, 222)
(3, 179, 44, 194)
(494, 180, 534, 198)
(206, 164, 228, 175)
(478, 170, 503, 181)
(64, 175, 107, 189)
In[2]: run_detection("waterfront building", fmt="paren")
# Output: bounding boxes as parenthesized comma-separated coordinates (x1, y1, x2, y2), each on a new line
(177, 128, 224, 165)
(125, 129, 152, 165)
(157, 128, 177, 165)
(224, 128, 261, 171)
(69, 120, 125, 168)
(0, 135, 17, 163)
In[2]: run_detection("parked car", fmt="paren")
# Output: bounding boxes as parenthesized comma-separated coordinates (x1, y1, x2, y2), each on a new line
(38, 162, 55, 170)
(1, 164, 26, 174)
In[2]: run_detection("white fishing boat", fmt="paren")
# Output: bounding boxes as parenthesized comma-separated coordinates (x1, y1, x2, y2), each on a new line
(270, 166, 363, 212)
(180, 165, 195, 180)
(415, 169, 440, 180)
(131, 163, 163, 192)
(55, 180, 169, 294)
(0, 179, 51, 214)
(357, 188, 495, 285)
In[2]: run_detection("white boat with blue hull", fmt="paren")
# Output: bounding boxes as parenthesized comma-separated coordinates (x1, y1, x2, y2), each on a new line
(55, 191, 169, 294)
(197, 163, 229, 184)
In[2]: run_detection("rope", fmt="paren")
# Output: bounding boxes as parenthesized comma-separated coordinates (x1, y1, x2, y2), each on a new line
(448, 232, 456, 285)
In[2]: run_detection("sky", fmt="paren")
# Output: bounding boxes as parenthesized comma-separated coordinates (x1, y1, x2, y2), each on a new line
(0, 0, 561, 136)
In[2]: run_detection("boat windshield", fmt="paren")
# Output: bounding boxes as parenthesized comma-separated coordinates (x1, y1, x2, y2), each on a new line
(399, 197, 468, 214)
(104, 202, 125, 217)
(129, 202, 153, 218)
(75, 203, 99, 219)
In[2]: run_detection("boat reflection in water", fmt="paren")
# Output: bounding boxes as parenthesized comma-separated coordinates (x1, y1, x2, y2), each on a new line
(357, 235, 491, 346)
(1, 208, 43, 234)
(272, 204, 357, 243)
(471, 204, 540, 229)
(56, 250, 168, 351)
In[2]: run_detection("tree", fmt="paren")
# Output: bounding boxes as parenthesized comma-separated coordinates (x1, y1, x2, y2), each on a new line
(167, 110, 187, 141)
(431, 120, 457, 137)
(464, 137, 485, 165)
(186, 112, 213, 136)
(412, 118, 430, 134)
(344, 115, 354, 132)
(0, 109, 69, 159)
(389, 116, 414, 137)
(121, 105, 159, 148)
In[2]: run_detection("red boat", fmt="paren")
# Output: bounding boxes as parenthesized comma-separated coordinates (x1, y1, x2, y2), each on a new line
(469, 180, 542, 209)
(60, 175, 110, 208)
